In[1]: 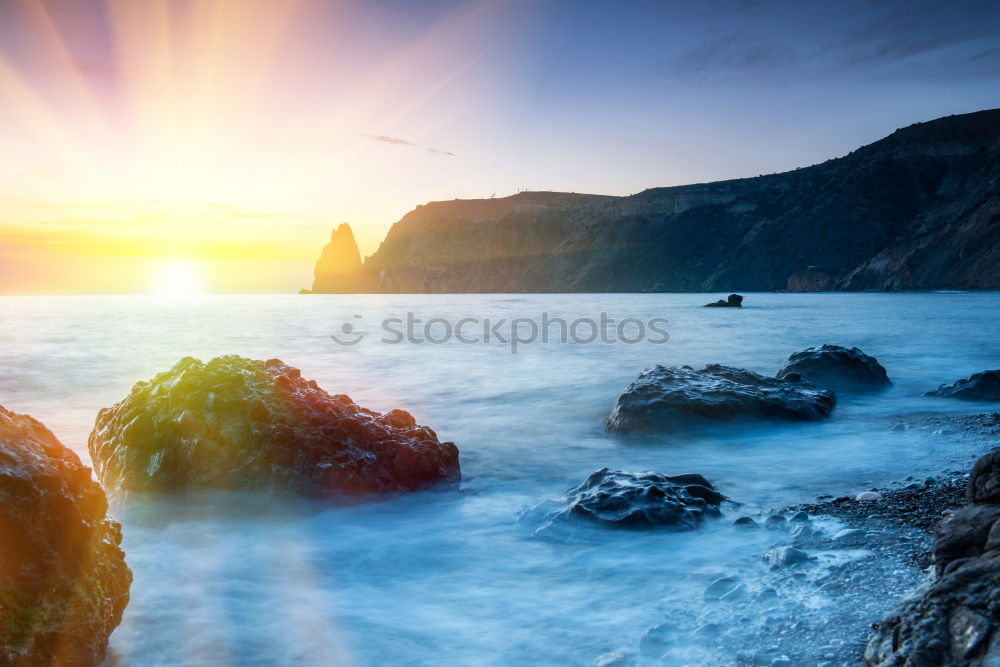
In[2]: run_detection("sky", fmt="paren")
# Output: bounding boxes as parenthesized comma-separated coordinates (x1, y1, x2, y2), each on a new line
(1, 0, 998, 294)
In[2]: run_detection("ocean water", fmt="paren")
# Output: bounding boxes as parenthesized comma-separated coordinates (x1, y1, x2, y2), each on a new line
(1, 292, 998, 665)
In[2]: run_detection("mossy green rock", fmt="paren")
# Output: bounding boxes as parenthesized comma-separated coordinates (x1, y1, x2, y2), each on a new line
(0, 405, 131, 666)
(88, 355, 460, 499)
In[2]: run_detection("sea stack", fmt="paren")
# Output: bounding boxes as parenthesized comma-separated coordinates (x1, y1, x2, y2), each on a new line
(309, 223, 369, 293)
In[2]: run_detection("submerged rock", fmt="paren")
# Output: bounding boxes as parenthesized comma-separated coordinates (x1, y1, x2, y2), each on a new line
(704, 294, 744, 307)
(607, 364, 835, 433)
(776, 344, 891, 393)
(544, 468, 726, 530)
(88, 355, 460, 499)
(0, 405, 131, 666)
(925, 370, 1000, 401)
(864, 450, 1000, 666)
(764, 546, 811, 569)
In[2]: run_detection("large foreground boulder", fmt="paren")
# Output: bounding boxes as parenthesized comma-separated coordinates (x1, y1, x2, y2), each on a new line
(543, 468, 726, 530)
(864, 450, 1000, 666)
(88, 355, 460, 499)
(925, 370, 1000, 401)
(0, 405, 131, 666)
(776, 344, 891, 393)
(607, 364, 835, 433)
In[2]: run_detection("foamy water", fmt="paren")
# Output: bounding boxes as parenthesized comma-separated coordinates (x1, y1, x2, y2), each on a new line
(1, 293, 998, 665)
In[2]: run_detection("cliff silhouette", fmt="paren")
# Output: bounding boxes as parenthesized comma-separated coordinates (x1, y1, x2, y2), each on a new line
(307, 109, 1000, 293)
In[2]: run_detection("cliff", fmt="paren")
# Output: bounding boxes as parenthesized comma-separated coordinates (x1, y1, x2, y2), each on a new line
(308, 109, 1000, 293)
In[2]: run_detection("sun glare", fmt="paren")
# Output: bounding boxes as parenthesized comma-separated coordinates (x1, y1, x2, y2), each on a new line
(150, 260, 202, 297)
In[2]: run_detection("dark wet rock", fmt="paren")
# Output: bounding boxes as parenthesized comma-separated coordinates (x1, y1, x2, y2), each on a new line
(776, 344, 891, 393)
(607, 364, 835, 433)
(789, 511, 810, 522)
(932, 504, 1000, 572)
(704, 294, 744, 307)
(765, 515, 788, 529)
(970, 449, 1000, 504)
(88, 355, 460, 500)
(0, 404, 131, 666)
(734, 516, 759, 528)
(865, 450, 1000, 666)
(925, 370, 1000, 401)
(544, 468, 726, 530)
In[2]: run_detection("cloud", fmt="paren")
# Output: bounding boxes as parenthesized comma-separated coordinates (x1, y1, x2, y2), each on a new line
(365, 134, 454, 157)
(656, 0, 1000, 84)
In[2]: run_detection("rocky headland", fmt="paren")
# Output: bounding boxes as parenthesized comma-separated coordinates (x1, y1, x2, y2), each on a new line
(306, 109, 1000, 294)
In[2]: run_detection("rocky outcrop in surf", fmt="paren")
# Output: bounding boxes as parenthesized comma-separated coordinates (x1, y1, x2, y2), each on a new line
(777, 345, 891, 393)
(607, 364, 835, 433)
(704, 294, 744, 307)
(0, 405, 131, 666)
(540, 468, 726, 530)
(307, 109, 1000, 293)
(926, 370, 1000, 401)
(864, 450, 1000, 666)
(88, 355, 460, 500)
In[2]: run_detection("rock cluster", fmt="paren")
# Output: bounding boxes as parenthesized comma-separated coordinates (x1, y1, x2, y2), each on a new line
(777, 344, 891, 393)
(0, 405, 131, 666)
(926, 370, 1000, 401)
(607, 363, 835, 433)
(865, 450, 1000, 666)
(545, 468, 726, 530)
(88, 355, 460, 499)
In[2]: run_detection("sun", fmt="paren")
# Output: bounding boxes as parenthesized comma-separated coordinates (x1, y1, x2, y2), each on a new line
(149, 260, 203, 296)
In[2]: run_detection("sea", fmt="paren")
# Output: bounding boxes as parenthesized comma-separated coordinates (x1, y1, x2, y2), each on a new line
(1, 292, 998, 665)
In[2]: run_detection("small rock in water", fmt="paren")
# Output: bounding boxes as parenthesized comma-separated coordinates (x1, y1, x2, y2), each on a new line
(545, 468, 726, 530)
(704, 576, 743, 601)
(775, 344, 891, 393)
(765, 514, 788, 529)
(593, 651, 630, 667)
(924, 369, 1000, 401)
(903, 482, 922, 490)
(832, 528, 866, 544)
(790, 522, 819, 539)
(789, 511, 810, 522)
(856, 491, 882, 501)
(638, 623, 675, 658)
(756, 588, 779, 602)
(606, 363, 835, 433)
(764, 546, 811, 569)
(734, 516, 759, 528)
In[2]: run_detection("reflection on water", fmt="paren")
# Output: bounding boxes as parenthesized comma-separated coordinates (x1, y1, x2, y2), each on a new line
(1, 292, 997, 665)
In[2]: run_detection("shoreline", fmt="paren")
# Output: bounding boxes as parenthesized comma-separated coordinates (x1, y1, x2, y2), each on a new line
(758, 412, 1000, 665)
